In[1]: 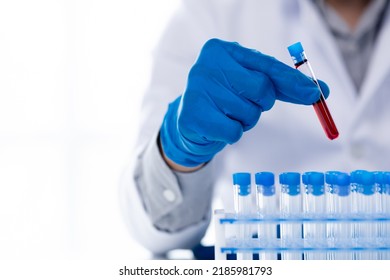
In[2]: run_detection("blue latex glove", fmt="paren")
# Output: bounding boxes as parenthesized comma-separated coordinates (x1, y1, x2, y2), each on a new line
(160, 39, 330, 167)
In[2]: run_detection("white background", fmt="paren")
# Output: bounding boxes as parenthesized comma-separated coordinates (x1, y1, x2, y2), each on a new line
(0, 0, 180, 260)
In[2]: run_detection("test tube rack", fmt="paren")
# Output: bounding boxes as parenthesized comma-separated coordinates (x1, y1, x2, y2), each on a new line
(214, 170, 390, 260)
(214, 210, 390, 260)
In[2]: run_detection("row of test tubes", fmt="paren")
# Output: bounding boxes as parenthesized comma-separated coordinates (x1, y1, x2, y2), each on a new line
(214, 170, 390, 260)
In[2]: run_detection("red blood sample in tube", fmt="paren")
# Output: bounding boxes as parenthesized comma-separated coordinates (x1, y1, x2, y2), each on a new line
(312, 94, 339, 140)
(288, 42, 339, 140)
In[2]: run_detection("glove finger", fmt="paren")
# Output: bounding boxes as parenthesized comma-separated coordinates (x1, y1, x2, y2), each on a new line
(317, 79, 330, 99)
(219, 39, 325, 105)
(275, 77, 330, 104)
(218, 66, 277, 112)
(207, 79, 264, 131)
(198, 39, 277, 109)
(188, 66, 272, 131)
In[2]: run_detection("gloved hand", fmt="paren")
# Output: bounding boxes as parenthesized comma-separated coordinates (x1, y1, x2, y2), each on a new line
(160, 39, 329, 167)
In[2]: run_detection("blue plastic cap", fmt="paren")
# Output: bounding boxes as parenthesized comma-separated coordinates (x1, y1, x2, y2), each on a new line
(350, 169, 366, 184)
(385, 172, 390, 184)
(374, 171, 385, 183)
(336, 172, 350, 186)
(279, 172, 300, 196)
(351, 170, 375, 195)
(279, 172, 300, 185)
(337, 185, 350, 197)
(385, 172, 390, 195)
(361, 171, 374, 185)
(255, 172, 274, 186)
(287, 42, 305, 64)
(238, 185, 251, 196)
(255, 172, 275, 196)
(361, 171, 375, 195)
(374, 172, 385, 193)
(303, 172, 324, 185)
(325, 171, 340, 185)
(334, 172, 350, 196)
(233, 172, 251, 186)
(233, 172, 251, 196)
(303, 172, 324, 196)
(260, 185, 275, 196)
(362, 185, 375, 195)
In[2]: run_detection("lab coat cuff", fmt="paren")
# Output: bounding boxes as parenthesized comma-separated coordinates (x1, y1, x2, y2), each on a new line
(137, 132, 215, 231)
(153, 156, 215, 232)
(138, 133, 183, 223)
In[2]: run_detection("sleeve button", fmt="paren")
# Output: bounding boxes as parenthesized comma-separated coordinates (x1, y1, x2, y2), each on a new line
(163, 189, 176, 202)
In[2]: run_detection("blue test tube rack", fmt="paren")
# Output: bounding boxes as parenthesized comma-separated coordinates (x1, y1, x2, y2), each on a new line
(214, 171, 390, 260)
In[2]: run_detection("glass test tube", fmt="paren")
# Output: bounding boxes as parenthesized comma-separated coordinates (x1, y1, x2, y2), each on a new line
(325, 171, 338, 260)
(302, 172, 326, 260)
(374, 171, 388, 259)
(333, 172, 353, 260)
(287, 42, 339, 140)
(279, 172, 302, 260)
(232, 172, 253, 260)
(384, 172, 390, 259)
(255, 172, 278, 260)
(355, 171, 376, 260)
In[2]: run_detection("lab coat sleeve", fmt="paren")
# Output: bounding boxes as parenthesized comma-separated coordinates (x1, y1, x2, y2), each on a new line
(119, 133, 214, 254)
(119, 0, 228, 254)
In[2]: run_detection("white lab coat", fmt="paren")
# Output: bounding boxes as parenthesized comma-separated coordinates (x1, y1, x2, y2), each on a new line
(120, 0, 390, 255)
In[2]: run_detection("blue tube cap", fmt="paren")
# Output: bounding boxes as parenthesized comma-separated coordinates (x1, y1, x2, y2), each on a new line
(361, 171, 375, 195)
(303, 172, 324, 185)
(325, 171, 340, 184)
(374, 171, 386, 184)
(374, 171, 386, 194)
(351, 170, 375, 195)
(233, 172, 251, 196)
(287, 42, 305, 64)
(335, 172, 350, 197)
(336, 172, 350, 186)
(303, 172, 324, 196)
(279, 172, 300, 196)
(233, 172, 251, 186)
(255, 172, 274, 186)
(385, 172, 390, 184)
(255, 172, 275, 196)
(350, 169, 366, 184)
(385, 172, 390, 195)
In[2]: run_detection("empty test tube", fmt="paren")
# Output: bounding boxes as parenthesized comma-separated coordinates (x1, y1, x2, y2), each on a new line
(333, 172, 353, 260)
(255, 172, 278, 260)
(324, 171, 338, 261)
(302, 172, 326, 260)
(232, 172, 253, 260)
(353, 170, 376, 260)
(287, 42, 339, 140)
(384, 172, 390, 259)
(374, 171, 389, 259)
(279, 172, 302, 260)
(233, 173, 252, 215)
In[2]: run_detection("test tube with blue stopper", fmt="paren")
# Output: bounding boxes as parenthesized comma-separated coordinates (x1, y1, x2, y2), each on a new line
(325, 171, 338, 259)
(325, 171, 340, 218)
(302, 172, 326, 260)
(279, 172, 302, 260)
(355, 171, 376, 259)
(255, 172, 278, 260)
(333, 172, 353, 260)
(384, 172, 390, 259)
(287, 42, 339, 140)
(374, 171, 389, 259)
(232, 172, 253, 260)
